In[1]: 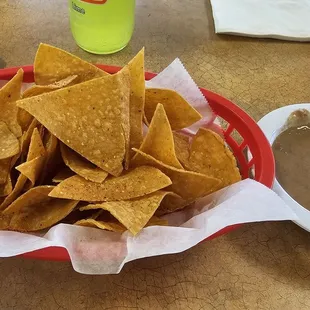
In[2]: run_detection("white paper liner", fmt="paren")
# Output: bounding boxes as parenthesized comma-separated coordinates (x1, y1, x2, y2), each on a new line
(0, 180, 297, 274)
(0, 61, 298, 274)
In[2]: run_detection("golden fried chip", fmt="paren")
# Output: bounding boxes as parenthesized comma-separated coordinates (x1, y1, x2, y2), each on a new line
(60, 143, 108, 183)
(80, 191, 171, 235)
(131, 149, 221, 200)
(20, 118, 40, 155)
(145, 88, 202, 130)
(18, 75, 79, 132)
(0, 121, 20, 160)
(52, 168, 74, 183)
(173, 132, 190, 168)
(156, 192, 188, 216)
(49, 166, 172, 202)
(27, 128, 45, 160)
(23, 75, 78, 98)
(17, 69, 131, 176)
(39, 131, 60, 184)
(0, 175, 12, 197)
(16, 156, 45, 187)
(133, 104, 182, 169)
(3, 186, 78, 232)
(0, 69, 23, 137)
(0, 128, 46, 210)
(0, 213, 11, 230)
(74, 218, 126, 233)
(188, 128, 241, 187)
(146, 216, 168, 227)
(0, 158, 12, 185)
(127, 48, 145, 159)
(34, 43, 107, 85)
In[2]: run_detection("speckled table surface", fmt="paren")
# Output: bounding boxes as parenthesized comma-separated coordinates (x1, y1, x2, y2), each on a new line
(1, 1, 310, 309)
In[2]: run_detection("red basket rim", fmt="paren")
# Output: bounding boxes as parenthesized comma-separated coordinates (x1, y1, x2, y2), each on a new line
(0, 64, 275, 262)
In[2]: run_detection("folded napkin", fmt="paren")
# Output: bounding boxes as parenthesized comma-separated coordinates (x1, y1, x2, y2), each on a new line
(210, 0, 310, 41)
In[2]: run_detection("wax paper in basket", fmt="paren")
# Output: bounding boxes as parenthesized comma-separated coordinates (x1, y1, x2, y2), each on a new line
(0, 60, 298, 275)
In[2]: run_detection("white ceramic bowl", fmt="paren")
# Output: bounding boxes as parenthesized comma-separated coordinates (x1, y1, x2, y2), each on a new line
(258, 103, 310, 232)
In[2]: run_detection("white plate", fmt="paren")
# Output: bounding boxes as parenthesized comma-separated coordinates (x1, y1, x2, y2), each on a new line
(258, 103, 310, 232)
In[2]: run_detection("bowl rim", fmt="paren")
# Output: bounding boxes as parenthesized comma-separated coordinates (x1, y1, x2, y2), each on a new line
(258, 103, 310, 232)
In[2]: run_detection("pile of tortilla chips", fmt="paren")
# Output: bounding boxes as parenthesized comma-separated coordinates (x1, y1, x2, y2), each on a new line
(0, 43, 241, 236)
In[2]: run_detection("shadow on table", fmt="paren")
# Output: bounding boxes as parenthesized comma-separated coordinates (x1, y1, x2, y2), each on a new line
(0, 58, 6, 69)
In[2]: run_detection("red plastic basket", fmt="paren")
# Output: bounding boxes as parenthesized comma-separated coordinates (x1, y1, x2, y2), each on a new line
(0, 65, 275, 261)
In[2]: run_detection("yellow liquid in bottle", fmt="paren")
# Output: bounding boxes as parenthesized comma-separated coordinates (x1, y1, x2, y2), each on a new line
(69, 0, 136, 54)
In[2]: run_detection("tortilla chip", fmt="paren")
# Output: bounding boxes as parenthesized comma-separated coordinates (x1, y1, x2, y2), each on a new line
(20, 118, 40, 155)
(145, 88, 202, 130)
(3, 186, 78, 232)
(146, 216, 168, 227)
(18, 75, 79, 132)
(188, 128, 241, 187)
(0, 175, 12, 197)
(16, 156, 45, 188)
(23, 75, 78, 98)
(0, 128, 46, 210)
(52, 168, 74, 183)
(127, 48, 145, 159)
(39, 131, 59, 184)
(131, 149, 221, 200)
(0, 158, 12, 185)
(0, 213, 11, 230)
(74, 218, 126, 233)
(80, 191, 171, 235)
(173, 132, 190, 168)
(0, 69, 23, 137)
(0, 121, 20, 160)
(49, 166, 172, 202)
(26, 128, 45, 160)
(17, 69, 131, 176)
(34, 43, 107, 85)
(156, 192, 189, 216)
(132, 104, 183, 169)
(60, 143, 108, 183)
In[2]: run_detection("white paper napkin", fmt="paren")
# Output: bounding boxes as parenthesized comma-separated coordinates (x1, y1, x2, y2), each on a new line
(210, 0, 310, 41)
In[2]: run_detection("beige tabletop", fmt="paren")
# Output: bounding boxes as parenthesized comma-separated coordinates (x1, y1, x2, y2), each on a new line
(1, 1, 310, 309)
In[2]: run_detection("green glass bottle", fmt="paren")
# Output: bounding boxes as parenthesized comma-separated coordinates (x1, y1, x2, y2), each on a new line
(69, 0, 136, 54)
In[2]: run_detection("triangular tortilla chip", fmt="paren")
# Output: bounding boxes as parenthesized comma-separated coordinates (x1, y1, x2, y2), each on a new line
(188, 128, 241, 187)
(0, 158, 11, 185)
(173, 132, 191, 168)
(127, 48, 145, 159)
(146, 216, 168, 227)
(145, 88, 202, 130)
(34, 43, 108, 85)
(133, 104, 182, 169)
(49, 166, 172, 202)
(0, 128, 46, 210)
(23, 75, 78, 98)
(156, 192, 188, 216)
(16, 156, 46, 188)
(131, 148, 221, 200)
(0, 69, 23, 137)
(0, 175, 12, 197)
(3, 186, 78, 232)
(52, 168, 74, 183)
(39, 131, 59, 184)
(80, 191, 171, 235)
(0, 121, 20, 160)
(75, 218, 126, 233)
(18, 75, 79, 132)
(17, 69, 131, 176)
(60, 143, 108, 183)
